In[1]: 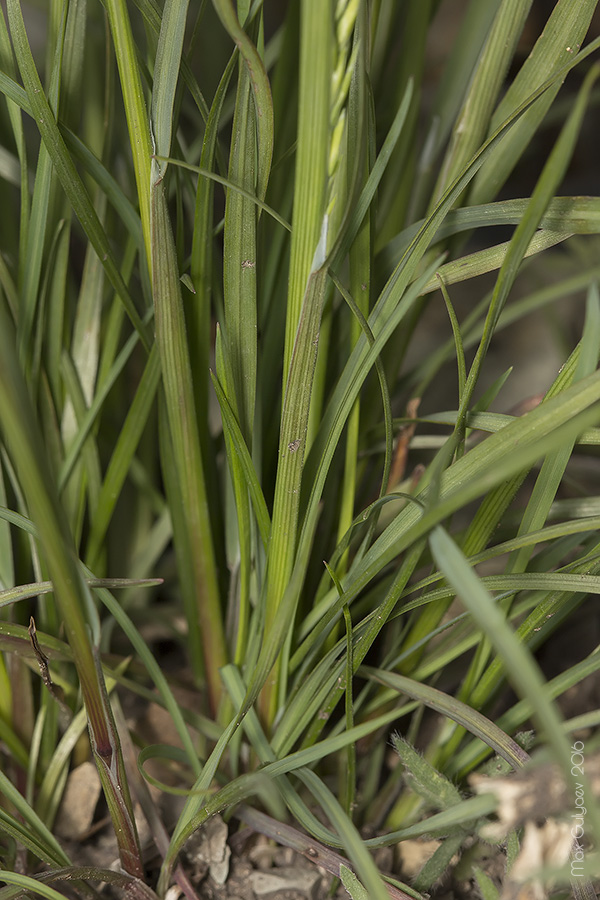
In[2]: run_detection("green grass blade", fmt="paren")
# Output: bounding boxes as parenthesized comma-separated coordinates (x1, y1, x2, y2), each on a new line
(211, 367, 271, 549)
(0, 770, 70, 867)
(365, 667, 529, 770)
(91, 583, 202, 778)
(85, 345, 161, 571)
(298, 769, 390, 900)
(212, 0, 273, 205)
(263, 264, 328, 718)
(471, 0, 599, 204)
(0, 7, 29, 286)
(214, 327, 253, 663)
(151, 182, 227, 704)
(283, 0, 331, 379)
(189, 48, 236, 486)
(151, 0, 189, 181)
(382, 195, 600, 266)
(431, 0, 532, 206)
(420, 229, 571, 295)
(104, 0, 152, 260)
(458, 63, 600, 419)
(57, 311, 152, 493)
(5, 0, 150, 348)
(313, 369, 600, 625)
(0, 304, 144, 877)
(429, 524, 600, 839)
(222, 48, 258, 442)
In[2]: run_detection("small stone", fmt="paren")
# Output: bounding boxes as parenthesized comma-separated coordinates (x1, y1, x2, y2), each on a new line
(183, 815, 231, 885)
(55, 762, 101, 840)
(249, 865, 320, 899)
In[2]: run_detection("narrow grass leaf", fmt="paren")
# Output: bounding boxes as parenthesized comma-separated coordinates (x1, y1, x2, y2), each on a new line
(338, 369, 600, 609)
(429, 525, 600, 840)
(458, 63, 600, 421)
(438, 276, 466, 402)
(263, 264, 328, 718)
(222, 50, 258, 441)
(90, 587, 202, 778)
(211, 368, 271, 548)
(104, 0, 152, 259)
(0, 771, 70, 867)
(85, 345, 161, 571)
(57, 311, 153, 493)
(151, 180, 227, 705)
(301, 53, 595, 564)
(190, 47, 237, 452)
(339, 77, 413, 262)
(0, 872, 97, 900)
(297, 769, 392, 900)
(383, 195, 600, 278)
(431, 0, 532, 205)
(366, 667, 529, 770)
(212, 0, 273, 204)
(0, 7, 29, 284)
(283, 0, 331, 378)
(5, 0, 150, 347)
(421, 229, 571, 295)
(451, 651, 600, 777)
(471, 0, 599, 204)
(0, 305, 144, 877)
(151, 0, 189, 180)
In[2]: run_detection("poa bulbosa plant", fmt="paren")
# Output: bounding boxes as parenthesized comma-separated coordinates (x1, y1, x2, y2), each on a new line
(0, 1, 599, 897)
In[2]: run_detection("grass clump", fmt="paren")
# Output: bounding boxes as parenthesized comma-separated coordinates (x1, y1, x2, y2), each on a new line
(0, 1, 600, 898)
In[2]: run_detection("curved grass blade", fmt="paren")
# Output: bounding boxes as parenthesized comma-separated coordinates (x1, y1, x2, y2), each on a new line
(429, 525, 600, 836)
(237, 807, 418, 900)
(162, 666, 412, 884)
(420, 229, 571, 296)
(457, 63, 600, 425)
(0, 770, 70, 867)
(335, 368, 600, 610)
(297, 768, 391, 900)
(450, 650, 600, 778)
(301, 40, 600, 569)
(0, 577, 161, 611)
(364, 666, 530, 771)
(90, 579, 202, 778)
(382, 195, 600, 272)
